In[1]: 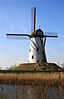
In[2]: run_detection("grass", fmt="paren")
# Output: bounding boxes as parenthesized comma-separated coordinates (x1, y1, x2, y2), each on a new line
(0, 81, 64, 99)
(0, 63, 63, 98)
(0, 72, 64, 98)
(12, 63, 61, 71)
(0, 72, 64, 87)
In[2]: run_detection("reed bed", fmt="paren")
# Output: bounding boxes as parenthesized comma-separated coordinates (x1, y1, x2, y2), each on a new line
(0, 73, 64, 99)
(0, 72, 64, 87)
(0, 84, 64, 99)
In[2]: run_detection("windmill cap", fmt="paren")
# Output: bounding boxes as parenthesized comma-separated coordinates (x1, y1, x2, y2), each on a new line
(31, 28, 44, 37)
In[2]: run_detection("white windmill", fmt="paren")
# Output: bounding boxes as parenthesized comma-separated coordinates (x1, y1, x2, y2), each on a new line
(6, 7, 58, 64)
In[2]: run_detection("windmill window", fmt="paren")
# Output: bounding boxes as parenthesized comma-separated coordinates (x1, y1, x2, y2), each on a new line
(37, 60, 39, 63)
(29, 49, 31, 52)
(32, 55, 34, 59)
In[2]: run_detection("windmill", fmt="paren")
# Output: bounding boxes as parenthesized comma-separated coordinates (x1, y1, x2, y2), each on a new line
(6, 7, 58, 64)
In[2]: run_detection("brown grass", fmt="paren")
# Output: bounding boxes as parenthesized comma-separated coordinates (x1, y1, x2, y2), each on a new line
(0, 72, 64, 87)
(0, 73, 64, 98)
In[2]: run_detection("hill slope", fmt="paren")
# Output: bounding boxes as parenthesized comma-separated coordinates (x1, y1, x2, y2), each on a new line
(12, 63, 62, 71)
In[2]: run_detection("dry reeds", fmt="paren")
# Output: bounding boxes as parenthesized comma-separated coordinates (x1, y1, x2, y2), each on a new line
(0, 73, 64, 99)
(0, 72, 64, 87)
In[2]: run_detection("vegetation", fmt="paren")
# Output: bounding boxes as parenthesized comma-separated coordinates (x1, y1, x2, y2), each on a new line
(12, 63, 62, 71)
(0, 63, 63, 99)
(0, 72, 64, 87)
(0, 81, 64, 99)
(0, 63, 63, 98)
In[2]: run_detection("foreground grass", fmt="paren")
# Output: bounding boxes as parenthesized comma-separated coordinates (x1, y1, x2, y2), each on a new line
(0, 72, 64, 87)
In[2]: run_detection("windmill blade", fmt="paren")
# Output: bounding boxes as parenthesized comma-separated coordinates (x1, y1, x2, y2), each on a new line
(6, 33, 30, 37)
(31, 7, 36, 33)
(34, 7, 36, 32)
(6, 36, 29, 40)
(44, 35, 58, 37)
(31, 7, 33, 32)
(44, 32, 58, 38)
(6, 33, 30, 40)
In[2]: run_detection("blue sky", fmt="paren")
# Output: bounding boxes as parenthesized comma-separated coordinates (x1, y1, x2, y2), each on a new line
(0, 0, 64, 69)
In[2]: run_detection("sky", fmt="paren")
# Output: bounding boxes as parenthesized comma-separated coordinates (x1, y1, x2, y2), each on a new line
(0, 0, 64, 69)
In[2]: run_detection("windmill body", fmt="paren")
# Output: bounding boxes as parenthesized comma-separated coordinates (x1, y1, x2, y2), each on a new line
(29, 28, 47, 63)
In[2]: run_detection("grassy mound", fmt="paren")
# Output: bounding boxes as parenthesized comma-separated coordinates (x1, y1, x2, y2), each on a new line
(13, 63, 62, 71)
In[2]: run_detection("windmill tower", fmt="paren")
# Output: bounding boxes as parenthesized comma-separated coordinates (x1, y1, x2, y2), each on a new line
(6, 7, 58, 64)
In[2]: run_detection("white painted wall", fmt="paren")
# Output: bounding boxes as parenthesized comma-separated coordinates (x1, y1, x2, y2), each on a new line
(28, 37, 44, 63)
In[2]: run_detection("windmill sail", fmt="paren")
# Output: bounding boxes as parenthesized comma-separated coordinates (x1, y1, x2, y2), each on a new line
(44, 32, 58, 38)
(31, 7, 36, 32)
(34, 7, 36, 32)
(6, 33, 30, 36)
(6, 33, 30, 40)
